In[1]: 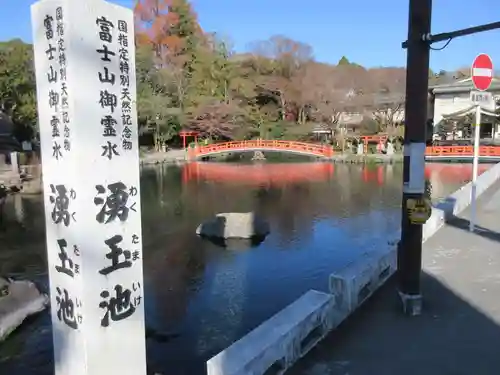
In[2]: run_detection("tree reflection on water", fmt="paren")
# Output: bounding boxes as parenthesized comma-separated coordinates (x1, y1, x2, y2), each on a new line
(0, 161, 491, 375)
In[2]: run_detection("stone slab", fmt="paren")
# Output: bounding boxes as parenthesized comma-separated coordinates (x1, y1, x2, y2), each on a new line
(0, 278, 49, 341)
(197, 212, 270, 239)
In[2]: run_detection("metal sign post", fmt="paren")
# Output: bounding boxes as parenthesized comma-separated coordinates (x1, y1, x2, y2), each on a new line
(400, 0, 500, 317)
(470, 104, 481, 232)
(469, 54, 494, 232)
(397, 0, 432, 316)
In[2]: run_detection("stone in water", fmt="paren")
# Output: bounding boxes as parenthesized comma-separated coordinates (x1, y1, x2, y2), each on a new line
(196, 212, 270, 239)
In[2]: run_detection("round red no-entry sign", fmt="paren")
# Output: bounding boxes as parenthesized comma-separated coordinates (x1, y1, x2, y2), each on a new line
(471, 53, 493, 91)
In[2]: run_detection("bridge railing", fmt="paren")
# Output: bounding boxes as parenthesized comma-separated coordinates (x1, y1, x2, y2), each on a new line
(426, 146, 500, 156)
(189, 140, 333, 158)
(188, 143, 500, 159)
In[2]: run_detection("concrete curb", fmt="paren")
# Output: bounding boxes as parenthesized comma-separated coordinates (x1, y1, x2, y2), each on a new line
(206, 290, 335, 375)
(329, 246, 396, 319)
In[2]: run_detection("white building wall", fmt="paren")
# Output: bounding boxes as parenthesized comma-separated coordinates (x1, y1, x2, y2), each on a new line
(433, 90, 500, 137)
(339, 109, 405, 126)
(339, 112, 363, 125)
(433, 93, 474, 126)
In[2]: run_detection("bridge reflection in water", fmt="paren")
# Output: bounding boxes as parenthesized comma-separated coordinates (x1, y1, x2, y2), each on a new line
(182, 162, 335, 185)
(182, 161, 492, 189)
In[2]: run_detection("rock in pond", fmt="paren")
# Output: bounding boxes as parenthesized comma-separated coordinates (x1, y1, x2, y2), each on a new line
(196, 212, 270, 240)
(0, 277, 49, 341)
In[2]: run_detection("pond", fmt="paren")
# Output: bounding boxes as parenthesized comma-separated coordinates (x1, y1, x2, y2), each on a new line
(0, 161, 492, 375)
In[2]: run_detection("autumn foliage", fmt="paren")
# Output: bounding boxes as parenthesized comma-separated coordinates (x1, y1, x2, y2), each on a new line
(0, 1, 420, 146)
(134, 0, 201, 62)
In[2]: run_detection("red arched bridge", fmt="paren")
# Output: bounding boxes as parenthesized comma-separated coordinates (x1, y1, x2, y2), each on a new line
(187, 140, 334, 160)
(187, 141, 500, 161)
(425, 146, 500, 161)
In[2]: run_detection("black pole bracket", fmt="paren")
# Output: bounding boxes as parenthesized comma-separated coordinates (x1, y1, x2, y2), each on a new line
(402, 21, 500, 49)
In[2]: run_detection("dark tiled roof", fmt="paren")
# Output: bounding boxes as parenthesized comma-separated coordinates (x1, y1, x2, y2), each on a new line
(428, 73, 462, 87)
(430, 77, 500, 94)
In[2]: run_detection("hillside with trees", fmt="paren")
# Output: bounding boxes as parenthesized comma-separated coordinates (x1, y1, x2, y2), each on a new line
(0, 0, 467, 148)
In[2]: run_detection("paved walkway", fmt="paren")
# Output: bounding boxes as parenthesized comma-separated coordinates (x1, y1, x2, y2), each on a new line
(290, 180, 500, 375)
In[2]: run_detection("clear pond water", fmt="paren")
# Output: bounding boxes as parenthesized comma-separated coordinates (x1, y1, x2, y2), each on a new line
(0, 161, 492, 375)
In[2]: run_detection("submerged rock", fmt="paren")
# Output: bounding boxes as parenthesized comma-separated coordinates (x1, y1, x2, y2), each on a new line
(0, 277, 49, 341)
(196, 212, 270, 240)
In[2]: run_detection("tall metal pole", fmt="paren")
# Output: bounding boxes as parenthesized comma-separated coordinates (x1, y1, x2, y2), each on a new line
(397, 0, 432, 316)
(470, 104, 481, 232)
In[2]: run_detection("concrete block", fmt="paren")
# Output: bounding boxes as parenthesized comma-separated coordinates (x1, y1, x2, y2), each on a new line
(398, 291, 422, 316)
(329, 246, 397, 317)
(206, 290, 334, 375)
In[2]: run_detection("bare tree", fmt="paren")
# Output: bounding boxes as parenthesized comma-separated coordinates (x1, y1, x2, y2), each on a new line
(296, 63, 368, 145)
(300, 64, 371, 150)
(367, 67, 406, 140)
(186, 100, 244, 140)
(305, 64, 342, 123)
(334, 64, 371, 92)
(251, 35, 313, 74)
(250, 36, 313, 122)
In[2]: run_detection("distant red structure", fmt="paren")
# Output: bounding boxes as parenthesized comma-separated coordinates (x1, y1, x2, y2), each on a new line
(187, 140, 334, 160)
(361, 135, 388, 154)
(179, 130, 199, 149)
(182, 137, 500, 161)
(426, 146, 500, 160)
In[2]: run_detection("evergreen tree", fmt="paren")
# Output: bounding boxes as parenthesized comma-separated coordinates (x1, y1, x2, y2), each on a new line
(338, 56, 350, 65)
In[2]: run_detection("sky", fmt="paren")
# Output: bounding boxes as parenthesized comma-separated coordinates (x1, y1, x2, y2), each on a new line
(2, 0, 499, 72)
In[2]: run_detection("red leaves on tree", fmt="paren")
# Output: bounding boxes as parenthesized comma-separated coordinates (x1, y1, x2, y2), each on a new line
(186, 101, 244, 140)
(134, 0, 201, 60)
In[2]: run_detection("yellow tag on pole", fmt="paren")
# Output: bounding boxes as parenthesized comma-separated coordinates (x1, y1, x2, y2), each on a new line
(406, 197, 432, 225)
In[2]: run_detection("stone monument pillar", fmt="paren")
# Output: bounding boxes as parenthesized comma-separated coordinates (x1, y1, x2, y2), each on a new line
(31, 1, 146, 374)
